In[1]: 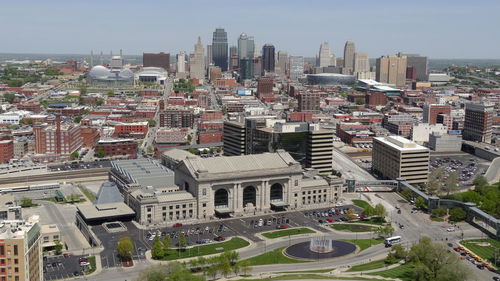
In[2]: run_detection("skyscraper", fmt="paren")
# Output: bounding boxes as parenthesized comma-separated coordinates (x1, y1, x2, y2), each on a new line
(177, 51, 186, 74)
(289, 56, 304, 81)
(463, 103, 494, 143)
(376, 54, 407, 87)
(189, 37, 205, 79)
(237, 33, 255, 60)
(143, 52, 170, 72)
(353, 53, 370, 73)
(318, 42, 333, 68)
(206, 44, 213, 68)
(239, 58, 253, 81)
(229, 46, 239, 70)
(212, 28, 228, 71)
(262, 44, 275, 73)
(277, 51, 288, 77)
(343, 41, 356, 74)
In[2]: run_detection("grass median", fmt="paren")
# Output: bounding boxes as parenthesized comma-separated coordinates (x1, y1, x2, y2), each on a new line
(461, 238, 500, 267)
(233, 274, 389, 281)
(347, 258, 399, 272)
(159, 237, 249, 260)
(352, 199, 371, 210)
(367, 262, 415, 281)
(343, 238, 384, 251)
(240, 247, 309, 266)
(262, 228, 315, 239)
(331, 224, 377, 232)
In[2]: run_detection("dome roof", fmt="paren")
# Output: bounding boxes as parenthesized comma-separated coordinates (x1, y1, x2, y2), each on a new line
(88, 65, 111, 79)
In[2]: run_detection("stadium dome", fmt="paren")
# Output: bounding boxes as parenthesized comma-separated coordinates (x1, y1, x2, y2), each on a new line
(119, 69, 134, 79)
(306, 73, 356, 86)
(88, 65, 111, 79)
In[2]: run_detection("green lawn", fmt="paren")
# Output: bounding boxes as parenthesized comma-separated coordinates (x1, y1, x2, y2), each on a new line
(352, 199, 371, 210)
(234, 274, 388, 281)
(358, 218, 387, 225)
(278, 268, 335, 274)
(262, 228, 315, 239)
(83, 256, 96, 275)
(368, 263, 415, 281)
(159, 237, 249, 260)
(347, 259, 399, 272)
(331, 224, 377, 232)
(240, 247, 309, 266)
(343, 238, 384, 251)
(430, 217, 445, 222)
(461, 238, 500, 266)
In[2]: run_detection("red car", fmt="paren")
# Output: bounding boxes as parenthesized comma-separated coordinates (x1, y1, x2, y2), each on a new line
(358, 215, 366, 220)
(326, 218, 334, 223)
(63, 253, 70, 258)
(276, 225, 289, 229)
(173, 223, 183, 227)
(214, 236, 225, 241)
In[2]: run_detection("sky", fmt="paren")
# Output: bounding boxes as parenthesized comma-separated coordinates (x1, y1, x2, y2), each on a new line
(1, 0, 499, 59)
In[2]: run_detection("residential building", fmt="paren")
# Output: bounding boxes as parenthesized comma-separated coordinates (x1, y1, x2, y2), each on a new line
(298, 92, 321, 113)
(143, 52, 170, 72)
(94, 138, 138, 158)
(33, 116, 82, 155)
(463, 103, 494, 143)
(212, 28, 228, 71)
(372, 135, 430, 185)
(114, 122, 148, 138)
(0, 139, 14, 163)
(0, 216, 42, 281)
(159, 107, 195, 128)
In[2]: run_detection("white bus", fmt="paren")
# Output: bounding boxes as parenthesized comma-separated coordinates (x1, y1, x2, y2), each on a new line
(384, 236, 401, 247)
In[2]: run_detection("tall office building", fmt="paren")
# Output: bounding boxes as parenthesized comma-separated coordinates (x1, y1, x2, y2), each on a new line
(463, 103, 494, 144)
(262, 44, 275, 73)
(223, 120, 246, 156)
(189, 37, 205, 79)
(212, 28, 228, 71)
(239, 58, 253, 80)
(372, 136, 430, 185)
(206, 44, 213, 68)
(289, 56, 304, 81)
(376, 54, 407, 88)
(176, 51, 186, 74)
(403, 53, 428, 81)
(276, 51, 288, 77)
(237, 33, 255, 60)
(229, 46, 239, 70)
(318, 42, 333, 68)
(252, 57, 262, 78)
(0, 215, 43, 281)
(343, 41, 356, 74)
(422, 104, 451, 125)
(143, 52, 170, 72)
(354, 53, 370, 73)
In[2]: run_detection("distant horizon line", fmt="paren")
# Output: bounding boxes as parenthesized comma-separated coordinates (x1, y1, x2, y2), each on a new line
(1, 52, 499, 61)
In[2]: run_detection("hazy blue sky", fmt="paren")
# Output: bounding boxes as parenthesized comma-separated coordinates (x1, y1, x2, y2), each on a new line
(1, 0, 499, 58)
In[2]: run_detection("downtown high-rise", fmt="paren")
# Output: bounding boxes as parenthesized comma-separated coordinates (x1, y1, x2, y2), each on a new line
(237, 33, 255, 60)
(318, 42, 333, 68)
(189, 36, 205, 79)
(262, 44, 275, 73)
(343, 41, 356, 74)
(212, 28, 228, 71)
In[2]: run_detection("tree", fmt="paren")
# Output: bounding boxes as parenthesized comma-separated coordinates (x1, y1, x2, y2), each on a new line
(415, 196, 426, 210)
(374, 203, 387, 220)
(239, 260, 252, 276)
(375, 226, 394, 238)
(78, 83, 87, 95)
(187, 134, 193, 142)
(443, 171, 459, 196)
(345, 209, 357, 222)
(177, 233, 187, 251)
(74, 116, 82, 124)
(431, 208, 446, 218)
(135, 263, 204, 281)
(449, 207, 467, 222)
(97, 148, 105, 158)
(54, 240, 63, 255)
(117, 237, 134, 261)
(386, 244, 407, 264)
(20, 197, 34, 207)
(409, 236, 470, 281)
(162, 236, 171, 254)
(70, 151, 79, 160)
(66, 194, 80, 203)
(95, 98, 104, 106)
(362, 205, 375, 217)
(107, 90, 115, 97)
(3, 93, 16, 103)
(147, 119, 156, 127)
(425, 167, 445, 195)
(400, 189, 413, 200)
(151, 236, 164, 259)
(473, 176, 488, 188)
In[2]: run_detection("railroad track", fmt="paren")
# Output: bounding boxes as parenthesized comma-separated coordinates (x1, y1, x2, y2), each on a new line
(0, 168, 110, 185)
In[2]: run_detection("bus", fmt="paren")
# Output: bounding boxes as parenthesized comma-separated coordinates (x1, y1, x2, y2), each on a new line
(384, 236, 401, 247)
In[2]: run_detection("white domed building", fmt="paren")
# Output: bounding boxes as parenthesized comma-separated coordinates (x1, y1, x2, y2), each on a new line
(87, 65, 134, 87)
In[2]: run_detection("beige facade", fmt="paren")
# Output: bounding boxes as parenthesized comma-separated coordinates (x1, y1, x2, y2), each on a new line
(40, 225, 61, 250)
(372, 136, 429, 185)
(0, 216, 42, 281)
(376, 54, 407, 87)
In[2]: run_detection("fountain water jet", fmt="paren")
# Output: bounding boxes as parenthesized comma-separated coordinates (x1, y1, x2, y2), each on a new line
(309, 236, 334, 253)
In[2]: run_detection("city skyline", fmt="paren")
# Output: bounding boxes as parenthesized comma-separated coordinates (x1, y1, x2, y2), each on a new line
(0, 0, 499, 59)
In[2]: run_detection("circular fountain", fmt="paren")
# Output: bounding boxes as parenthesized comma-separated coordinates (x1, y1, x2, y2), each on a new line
(284, 236, 357, 260)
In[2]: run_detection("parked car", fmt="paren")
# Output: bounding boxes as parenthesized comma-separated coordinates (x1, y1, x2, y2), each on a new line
(173, 223, 183, 227)
(63, 253, 70, 258)
(276, 225, 289, 229)
(214, 236, 225, 241)
(326, 218, 334, 223)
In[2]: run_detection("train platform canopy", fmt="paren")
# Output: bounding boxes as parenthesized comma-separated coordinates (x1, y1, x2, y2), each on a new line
(77, 202, 135, 225)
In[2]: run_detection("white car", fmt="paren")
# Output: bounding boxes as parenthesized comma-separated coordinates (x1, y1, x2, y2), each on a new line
(149, 234, 156, 241)
(446, 227, 455, 232)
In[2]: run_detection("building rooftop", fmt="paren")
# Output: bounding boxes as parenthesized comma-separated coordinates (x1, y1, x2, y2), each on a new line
(77, 202, 135, 220)
(95, 181, 123, 204)
(111, 158, 175, 188)
(375, 136, 429, 151)
(0, 215, 40, 240)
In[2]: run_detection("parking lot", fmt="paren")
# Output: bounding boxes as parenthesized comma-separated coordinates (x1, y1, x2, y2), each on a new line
(43, 254, 87, 281)
(430, 155, 489, 187)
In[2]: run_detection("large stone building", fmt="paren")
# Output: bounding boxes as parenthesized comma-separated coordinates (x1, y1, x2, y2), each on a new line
(463, 102, 494, 144)
(109, 152, 343, 225)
